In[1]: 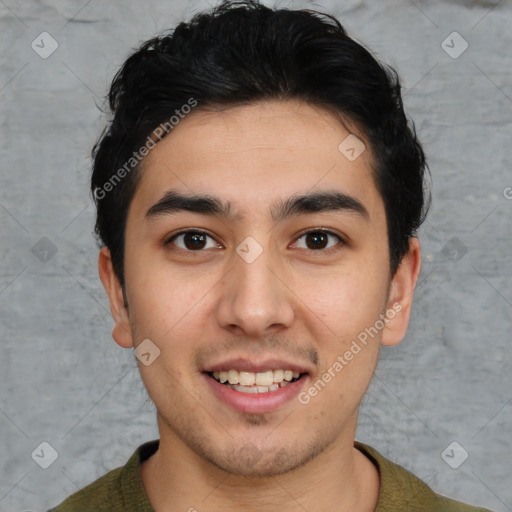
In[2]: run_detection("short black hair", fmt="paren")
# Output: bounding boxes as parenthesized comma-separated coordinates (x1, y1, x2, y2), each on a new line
(91, 0, 430, 288)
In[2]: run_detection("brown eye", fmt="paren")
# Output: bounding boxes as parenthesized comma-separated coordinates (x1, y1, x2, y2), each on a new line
(167, 231, 220, 251)
(293, 230, 343, 251)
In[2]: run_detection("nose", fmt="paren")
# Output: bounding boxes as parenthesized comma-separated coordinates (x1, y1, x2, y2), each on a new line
(216, 245, 295, 338)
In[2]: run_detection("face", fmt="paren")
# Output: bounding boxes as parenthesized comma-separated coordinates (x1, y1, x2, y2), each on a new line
(99, 99, 420, 477)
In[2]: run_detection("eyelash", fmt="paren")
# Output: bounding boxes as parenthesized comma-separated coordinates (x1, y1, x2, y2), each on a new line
(164, 228, 346, 254)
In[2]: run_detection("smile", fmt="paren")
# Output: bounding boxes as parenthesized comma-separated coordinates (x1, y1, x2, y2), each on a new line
(208, 369, 304, 394)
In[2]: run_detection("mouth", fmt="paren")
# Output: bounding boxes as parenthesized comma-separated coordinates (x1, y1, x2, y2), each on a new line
(205, 369, 306, 394)
(202, 368, 310, 414)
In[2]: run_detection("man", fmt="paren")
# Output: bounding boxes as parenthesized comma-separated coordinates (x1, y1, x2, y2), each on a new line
(49, 1, 492, 510)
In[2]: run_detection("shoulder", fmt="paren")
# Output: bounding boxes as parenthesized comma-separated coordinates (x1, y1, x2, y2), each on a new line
(355, 442, 494, 512)
(434, 494, 493, 512)
(46, 465, 122, 511)
(46, 439, 158, 512)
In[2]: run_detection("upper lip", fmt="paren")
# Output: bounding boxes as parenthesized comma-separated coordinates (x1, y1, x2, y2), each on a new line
(203, 357, 312, 374)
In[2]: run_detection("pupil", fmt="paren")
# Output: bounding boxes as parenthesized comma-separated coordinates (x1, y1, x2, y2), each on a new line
(185, 232, 206, 250)
(306, 232, 327, 250)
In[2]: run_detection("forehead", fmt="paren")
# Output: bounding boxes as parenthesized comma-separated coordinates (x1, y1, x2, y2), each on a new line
(129, 99, 383, 222)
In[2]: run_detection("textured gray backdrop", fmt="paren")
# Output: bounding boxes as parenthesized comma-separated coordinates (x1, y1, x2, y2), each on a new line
(1, 0, 511, 511)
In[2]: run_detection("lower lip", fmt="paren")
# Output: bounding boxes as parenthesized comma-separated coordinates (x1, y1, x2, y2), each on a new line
(202, 373, 309, 414)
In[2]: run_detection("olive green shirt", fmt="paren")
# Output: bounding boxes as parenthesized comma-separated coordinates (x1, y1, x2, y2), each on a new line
(48, 439, 493, 511)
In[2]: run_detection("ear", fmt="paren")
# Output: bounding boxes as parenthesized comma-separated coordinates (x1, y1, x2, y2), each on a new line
(98, 246, 134, 348)
(381, 237, 422, 347)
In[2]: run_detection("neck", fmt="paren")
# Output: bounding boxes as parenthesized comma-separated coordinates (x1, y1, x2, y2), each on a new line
(140, 416, 380, 512)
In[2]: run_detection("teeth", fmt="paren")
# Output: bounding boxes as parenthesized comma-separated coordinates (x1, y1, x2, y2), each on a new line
(231, 384, 259, 394)
(273, 369, 284, 383)
(256, 370, 273, 386)
(227, 369, 239, 384)
(239, 371, 256, 386)
(227, 380, 290, 393)
(211, 369, 303, 387)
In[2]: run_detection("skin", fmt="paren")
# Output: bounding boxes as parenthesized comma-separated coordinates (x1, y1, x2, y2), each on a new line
(99, 99, 422, 512)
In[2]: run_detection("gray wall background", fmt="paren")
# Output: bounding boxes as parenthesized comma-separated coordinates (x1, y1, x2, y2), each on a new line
(1, 0, 511, 510)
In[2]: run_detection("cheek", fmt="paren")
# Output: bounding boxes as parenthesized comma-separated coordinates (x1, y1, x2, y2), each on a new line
(125, 241, 202, 318)
(296, 265, 387, 336)
(125, 257, 223, 370)
(129, 281, 206, 340)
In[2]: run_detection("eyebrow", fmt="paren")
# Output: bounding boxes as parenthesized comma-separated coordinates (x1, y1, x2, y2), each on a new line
(145, 189, 369, 222)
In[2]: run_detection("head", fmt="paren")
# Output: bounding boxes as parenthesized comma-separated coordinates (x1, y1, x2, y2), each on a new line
(95, 1, 428, 477)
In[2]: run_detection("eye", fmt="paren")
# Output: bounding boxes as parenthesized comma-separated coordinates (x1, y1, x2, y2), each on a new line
(165, 229, 344, 253)
(166, 230, 221, 251)
(292, 229, 344, 251)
